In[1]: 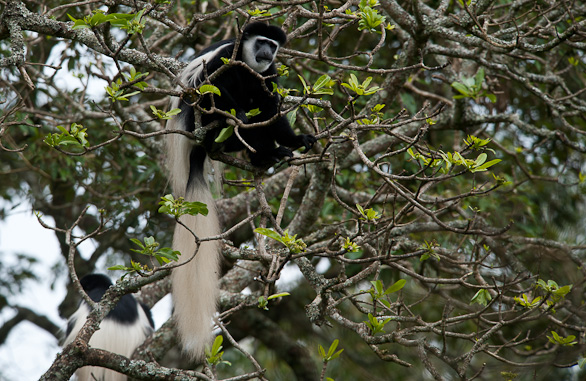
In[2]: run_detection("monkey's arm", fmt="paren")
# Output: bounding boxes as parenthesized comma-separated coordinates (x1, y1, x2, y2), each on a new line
(272, 116, 316, 152)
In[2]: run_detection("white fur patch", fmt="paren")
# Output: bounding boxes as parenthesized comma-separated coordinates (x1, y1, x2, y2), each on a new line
(63, 303, 152, 381)
(242, 36, 279, 73)
(179, 43, 232, 87)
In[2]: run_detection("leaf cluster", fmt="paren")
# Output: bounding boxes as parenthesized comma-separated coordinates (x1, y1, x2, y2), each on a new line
(44, 123, 89, 150)
(158, 194, 209, 219)
(451, 68, 496, 103)
(206, 336, 231, 367)
(68, 9, 146, 35)
(341, 74, 381, 96)
(254, 228, 307, 254)
(318, 339, 344, 363)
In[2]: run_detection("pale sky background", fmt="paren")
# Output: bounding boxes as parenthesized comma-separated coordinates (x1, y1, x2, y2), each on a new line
(0, 203, 64, 380)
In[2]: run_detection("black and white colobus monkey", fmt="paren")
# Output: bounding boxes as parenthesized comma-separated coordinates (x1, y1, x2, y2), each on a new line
(166, 22, 316, 360)
(63, 274, 154, 381)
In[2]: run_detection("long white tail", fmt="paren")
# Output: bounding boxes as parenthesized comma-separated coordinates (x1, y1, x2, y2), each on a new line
(166, 101, 221, 361)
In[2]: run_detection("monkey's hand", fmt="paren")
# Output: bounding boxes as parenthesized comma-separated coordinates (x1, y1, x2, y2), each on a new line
(295, 134, 317, 153)
(249, 146, 293, 167)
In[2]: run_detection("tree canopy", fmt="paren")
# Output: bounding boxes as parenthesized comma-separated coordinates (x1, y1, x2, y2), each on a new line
(2, 0, 586, 380)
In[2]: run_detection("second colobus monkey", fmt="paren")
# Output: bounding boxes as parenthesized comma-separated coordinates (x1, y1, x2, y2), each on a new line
(166, 22, 316, 360)
(63, 274, 154, 381)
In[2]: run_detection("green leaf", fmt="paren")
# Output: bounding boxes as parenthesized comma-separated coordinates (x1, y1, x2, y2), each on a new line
(254, 228, 306, 254)
(319, 339, 344, 362)
(380, 299, 391, 309)
(158, 194, 208, 218)
(151, 105, 181, 120)
(304, 104, 323, 113)
(124, 90, 141, 97)
(314, 74, 330, 90)
(342, 237, 360, 252)
(514, 293, 541, 308)
(206, 335, 231, 366)
(107, 265, 129, 271)
(254, 228, 285, 244)
(547, 331, 577, 346)
(318, 344, 325, 358)
(298, 75, 310, 94)
(370, 280, 383, 296)
(473, 159, 501, 172)
(167, 108, 181, 116)
(156, 247, 180, 263)
(44, 123, 89, 149)
(357, 5, 387, 33)
(474, 67, 485, 88)
(451, 82, 471, 96)
(67, 14, 91, 30)
(362, 76, 373, 88)
(384, 279, 406, 294)
(554, 285, 572, 297)
(214, 126, 234, 143)
(258, 295, 269, 310)
(475, 153, 487, 166)
(198, 84, 221, 96)
(246, 108, 261, 118)
(364, 313, 391, 335)
(312, 74, 334, 95)
(247, 8, 272, 16)
(212, 335, 223, 354)
(470, 289, 492, 306)
(327, 339, 344, 360)
(259, 293, 291, 311)
(182, 201, 208, 216)
(356, 204, 381, 222)
(267, 292, 290, 300)
(277, 64, 289, 77)
(287, 107, 298, 127)
(129, 238, 145, 249)
(349, 73, 359, 88)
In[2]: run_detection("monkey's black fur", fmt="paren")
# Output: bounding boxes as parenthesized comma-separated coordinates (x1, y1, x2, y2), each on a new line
(67, 274, 154, 329)
(176, 22, 316, 182)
